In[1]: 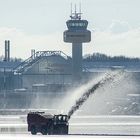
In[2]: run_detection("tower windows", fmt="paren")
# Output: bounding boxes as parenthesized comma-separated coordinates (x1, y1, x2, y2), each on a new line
(68, 22, 86, 27)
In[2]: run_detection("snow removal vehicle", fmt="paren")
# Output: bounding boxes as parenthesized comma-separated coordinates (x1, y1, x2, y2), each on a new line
(27, 112, 69, 135)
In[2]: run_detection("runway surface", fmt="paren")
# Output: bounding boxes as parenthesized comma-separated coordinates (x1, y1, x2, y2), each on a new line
(0, 115, 140, 137)
(0, 134, 140, 140)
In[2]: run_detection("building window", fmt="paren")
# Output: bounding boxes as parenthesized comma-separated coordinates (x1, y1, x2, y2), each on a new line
(68, 22, 86, 27)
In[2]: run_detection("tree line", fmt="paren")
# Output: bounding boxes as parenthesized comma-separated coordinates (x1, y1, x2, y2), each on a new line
(0, 53, 140, 62)
(0, 55, 23, 62)
(83, 53, 140, 62)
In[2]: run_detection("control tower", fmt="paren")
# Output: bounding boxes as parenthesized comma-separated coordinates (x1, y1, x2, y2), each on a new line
(64, 5, 91, 81)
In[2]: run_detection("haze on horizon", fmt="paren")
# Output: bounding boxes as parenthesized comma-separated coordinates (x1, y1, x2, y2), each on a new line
(0, 0, 140, 59)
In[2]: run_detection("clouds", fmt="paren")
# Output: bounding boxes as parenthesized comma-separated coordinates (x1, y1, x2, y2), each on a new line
(108, 20, 131, 34)
(0, 27, 71, 59)
(0, 20, 140, 59)
(84, 20, 140, 57)
(91, 23, 140, 57)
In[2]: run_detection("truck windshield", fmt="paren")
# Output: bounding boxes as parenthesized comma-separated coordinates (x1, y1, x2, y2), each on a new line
(54, 115, 67, 121)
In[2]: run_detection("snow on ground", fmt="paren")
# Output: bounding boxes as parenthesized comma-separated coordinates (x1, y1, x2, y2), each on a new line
(1, 115, 140, 139)
(0, 134, 140, 140)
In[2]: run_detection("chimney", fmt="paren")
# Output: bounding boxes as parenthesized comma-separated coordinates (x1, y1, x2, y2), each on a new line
(4, 40, 10, 62)
(31, 49, 35, 59)
(7, 40, 10, 61)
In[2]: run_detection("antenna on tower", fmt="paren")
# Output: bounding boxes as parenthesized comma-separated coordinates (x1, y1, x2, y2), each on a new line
(70, 3, 82, 20)
(75, 4, 76, 14)
(79, 2, 81, 13)
(71, 3, 72, 16)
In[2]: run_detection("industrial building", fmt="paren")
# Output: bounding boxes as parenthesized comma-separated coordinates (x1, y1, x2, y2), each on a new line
(14, 51, 73, 91)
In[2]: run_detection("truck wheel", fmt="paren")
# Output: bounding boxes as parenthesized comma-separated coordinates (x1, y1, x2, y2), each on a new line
(47, 124, 54, 135)
(64, 125, 68, 134)
(60, 126, 65, 134)
(61, 125, 68, 135)
(31, 126, 37, 135)
(41, 126, 47, 135)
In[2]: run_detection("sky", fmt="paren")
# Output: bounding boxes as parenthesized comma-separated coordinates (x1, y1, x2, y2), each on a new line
(0, 0, 140, 59)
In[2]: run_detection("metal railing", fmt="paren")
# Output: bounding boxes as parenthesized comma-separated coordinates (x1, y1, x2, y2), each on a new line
(13, 51, 71, 74)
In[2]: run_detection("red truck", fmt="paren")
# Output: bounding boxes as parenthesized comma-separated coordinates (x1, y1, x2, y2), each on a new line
(27, 112, 69, 135)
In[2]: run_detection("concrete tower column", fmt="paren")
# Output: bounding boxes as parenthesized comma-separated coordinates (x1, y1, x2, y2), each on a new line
(72, 43, 82, 80)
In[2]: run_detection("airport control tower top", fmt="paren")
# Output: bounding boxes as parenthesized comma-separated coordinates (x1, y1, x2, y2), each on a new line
(66, 6, 88, 31)
(64, 4, 91, 43)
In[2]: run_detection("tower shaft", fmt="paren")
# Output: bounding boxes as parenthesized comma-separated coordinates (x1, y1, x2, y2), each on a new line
(72, 43, 82, 80)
